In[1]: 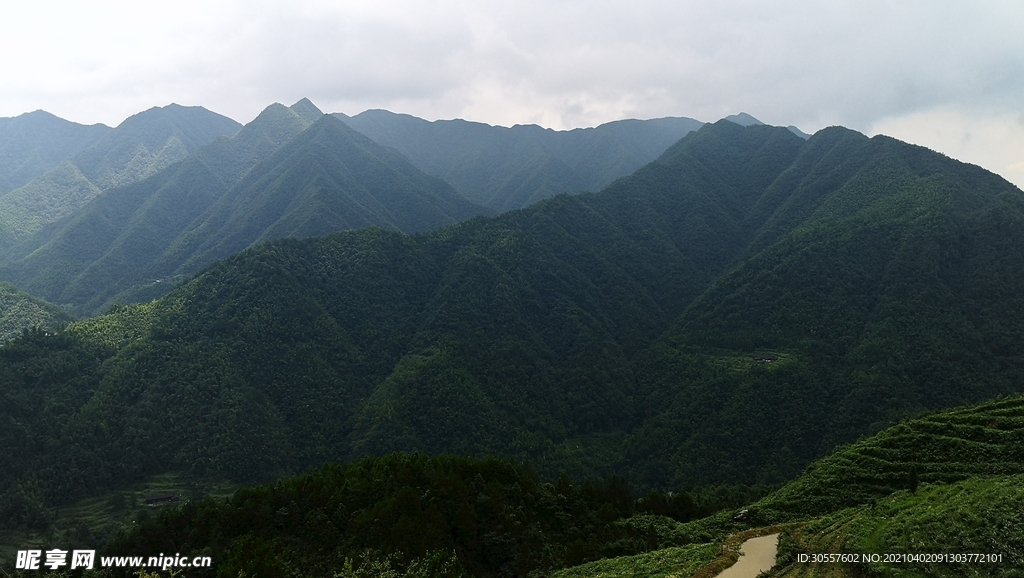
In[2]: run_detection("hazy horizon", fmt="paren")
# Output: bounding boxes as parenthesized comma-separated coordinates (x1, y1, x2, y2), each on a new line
(3, 1, 1022, 186)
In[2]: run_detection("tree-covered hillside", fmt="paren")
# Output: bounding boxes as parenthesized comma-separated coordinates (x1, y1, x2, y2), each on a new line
(0, 110, 109, 194)
(101, 454, 685, 578)
(3, 120, 1023, 551)
(0, 103, 488, 315)
(0, 105, 241, 245)
(339, 110, 704, 211)
(548, 395, 1024, 577)
(65, 396, 1024, 578)
(0, 282, 72, 343)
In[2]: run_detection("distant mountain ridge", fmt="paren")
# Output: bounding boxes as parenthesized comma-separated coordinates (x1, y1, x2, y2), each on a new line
(724, 111, 809, 139)
(337, 110, 706, 211)
(0, 104, 241, 245)
(0, 110, 110, 194)
(0, 103, 801, 314)
(0, 100, 489, 314)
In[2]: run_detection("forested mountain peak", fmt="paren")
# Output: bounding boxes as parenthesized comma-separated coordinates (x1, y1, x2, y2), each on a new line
(338, 108, 706, 211)
(0, 110, 110, 194)
(171, 112, 490, 272)
(288, 97, 324, 124)
(0, 105, 241, 247)
(0, 105, 488, 314)
(100, 103, 241, 156)
(194, 101, 317, 182)
(722, 112, 763, 126)
(720, 111, 810, 139)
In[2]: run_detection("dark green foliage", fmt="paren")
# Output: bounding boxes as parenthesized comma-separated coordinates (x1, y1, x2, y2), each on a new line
(339, 110, 705, 211)
(103, 454, 692, 578)
(0, 282, 72, 343)
(0, 328, 108, 531)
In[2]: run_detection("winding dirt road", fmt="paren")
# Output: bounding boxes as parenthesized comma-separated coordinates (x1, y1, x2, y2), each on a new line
(715, 533, 779, 578)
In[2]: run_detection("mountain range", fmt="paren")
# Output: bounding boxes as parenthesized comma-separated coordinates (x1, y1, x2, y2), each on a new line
(337, 109, 705, 211)
(0, 101, 487, 314)
(0, 105, 241, 246)
(1, 100, 1022, 575)
(3, 116, 1023, 543)
(0, 100, 706, 315)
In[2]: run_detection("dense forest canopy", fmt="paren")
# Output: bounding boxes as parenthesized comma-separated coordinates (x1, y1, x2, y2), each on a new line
(96, 396, 1024, 577)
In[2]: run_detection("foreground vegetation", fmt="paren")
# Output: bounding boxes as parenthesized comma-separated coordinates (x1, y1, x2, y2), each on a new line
(3, 397, 1023, 576)
(100, 454, 756, 578)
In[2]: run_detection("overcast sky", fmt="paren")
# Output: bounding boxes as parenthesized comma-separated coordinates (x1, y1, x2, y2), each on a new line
(2, 0, 1023, 186)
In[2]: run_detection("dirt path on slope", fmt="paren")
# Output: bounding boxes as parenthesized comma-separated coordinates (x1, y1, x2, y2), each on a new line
(714, 533, 779, 578)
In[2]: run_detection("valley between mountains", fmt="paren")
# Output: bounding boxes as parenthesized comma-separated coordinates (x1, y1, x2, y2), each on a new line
(1, 100, 1023, 577)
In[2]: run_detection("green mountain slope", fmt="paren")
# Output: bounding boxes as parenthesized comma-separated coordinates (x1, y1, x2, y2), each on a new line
(752, 396, 1024, 576)
(0, 103, 488, 315)
(70, 103, 243, 190)
(624, 126, 1024, 486)
(0, 283, 72, 343)
(339, 110, 704, 211)
(548, 396, 1024, 577)
(0, 110, 110, 194)
(0, 105, 241, 245)
(3, 121, 1024, 549)
(172, 113, 489, 275)
(754, 395, 1024, 521)
(0, 101, 320, 313)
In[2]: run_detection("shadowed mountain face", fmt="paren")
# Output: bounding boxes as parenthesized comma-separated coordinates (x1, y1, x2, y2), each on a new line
(0, 110, 110, 194)
(4, 119, 1024, 534)
(338, 110, 705, 211)
(0, 105, 241, 245)
(71, 103, 244, 190)
(0, 282, 72, 344)
(0, 102, 488, 315)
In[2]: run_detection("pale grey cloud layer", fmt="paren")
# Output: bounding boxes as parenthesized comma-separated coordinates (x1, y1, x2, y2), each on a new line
(2, 0, 1022, 185)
